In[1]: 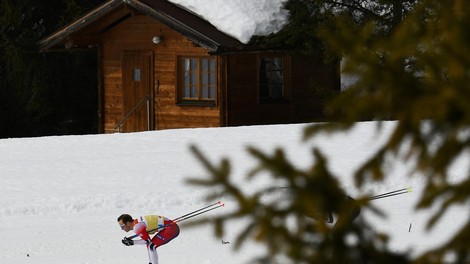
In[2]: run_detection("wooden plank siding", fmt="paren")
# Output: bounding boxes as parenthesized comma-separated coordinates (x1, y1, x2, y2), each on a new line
(100, 14, 221, 133)
(225, 53, 340, 126)
(290, 57, 340, 122)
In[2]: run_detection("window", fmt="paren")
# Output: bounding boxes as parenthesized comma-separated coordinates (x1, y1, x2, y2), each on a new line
(133, 68, 141, 81)
(259, 57, 286, 101)
(178, 57, 217, 105)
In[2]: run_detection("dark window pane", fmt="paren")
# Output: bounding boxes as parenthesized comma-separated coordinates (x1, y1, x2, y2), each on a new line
(209, 72, 215, 85)
(133, 68, 141, 81)
(191, 72, 197, 86)
(210, 60, 216, 72)
(191, 85, 198, 98)
(201, 59, 208, 72)
(202, 73, 208, 86)
(209, 86, 215, 99)
(184, 86, 190, 98)
(259, 57, 284, 99)
(190, 58, 198, 71)
(202, 86, 209, 98)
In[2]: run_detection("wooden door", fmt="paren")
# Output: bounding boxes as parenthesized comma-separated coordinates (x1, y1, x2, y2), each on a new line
(122, 51, 153, 132)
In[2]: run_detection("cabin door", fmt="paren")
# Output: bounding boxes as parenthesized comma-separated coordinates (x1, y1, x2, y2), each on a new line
(122, 51, 153, 132)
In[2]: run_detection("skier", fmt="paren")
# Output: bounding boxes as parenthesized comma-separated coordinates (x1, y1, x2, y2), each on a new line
(118, 213, 180, 264)
(305, 195, 361, 229)
(333, 195, 361, 230)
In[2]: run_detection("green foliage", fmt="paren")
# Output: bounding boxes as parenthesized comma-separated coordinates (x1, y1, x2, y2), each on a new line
(249, 0, 333, 59)
(0, 0, 102, 137)
(189, 145, 409, 264)
(188, 0, 470, 263)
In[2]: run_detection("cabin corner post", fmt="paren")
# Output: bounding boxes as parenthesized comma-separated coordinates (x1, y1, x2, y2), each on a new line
(97, 45, 105, 134)
(219, 54, 229, 127)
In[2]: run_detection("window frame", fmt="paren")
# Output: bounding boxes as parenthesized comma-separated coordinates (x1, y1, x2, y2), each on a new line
(177, 56, 218, 107)
(258, 54, 291, 103)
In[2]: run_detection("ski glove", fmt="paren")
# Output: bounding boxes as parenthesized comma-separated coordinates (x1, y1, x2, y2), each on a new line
(122, 237, 134, 246)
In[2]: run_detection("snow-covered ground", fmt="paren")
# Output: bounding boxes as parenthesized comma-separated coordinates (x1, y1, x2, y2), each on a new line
(1, 121, 469, 263)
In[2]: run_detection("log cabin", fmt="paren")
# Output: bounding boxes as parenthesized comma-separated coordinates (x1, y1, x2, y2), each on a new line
(39, 0, 340, 133)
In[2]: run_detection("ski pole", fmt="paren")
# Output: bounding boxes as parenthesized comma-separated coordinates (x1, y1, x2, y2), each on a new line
(371, 188, 408, 199)
(172, 201, 223, 222)
(372, 189, 411, 200)
(127, 201, 224, 239)
(173, 202, 224, 224)
(370, 187, 412, 201)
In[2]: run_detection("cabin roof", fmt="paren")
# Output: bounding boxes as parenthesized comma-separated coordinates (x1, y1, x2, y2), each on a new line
(39, 0, 244, 52)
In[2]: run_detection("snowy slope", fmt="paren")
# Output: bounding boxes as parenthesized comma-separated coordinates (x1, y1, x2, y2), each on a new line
(0, 122, 468, 263)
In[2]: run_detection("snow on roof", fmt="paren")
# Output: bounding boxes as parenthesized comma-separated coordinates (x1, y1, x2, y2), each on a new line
(167, 0, 290, 44)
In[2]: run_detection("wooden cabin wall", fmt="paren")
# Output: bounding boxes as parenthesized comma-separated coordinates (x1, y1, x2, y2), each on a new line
(100, 14, 220, 133)
(225, 53, 340, 126)
(290, 56, 340, 122)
